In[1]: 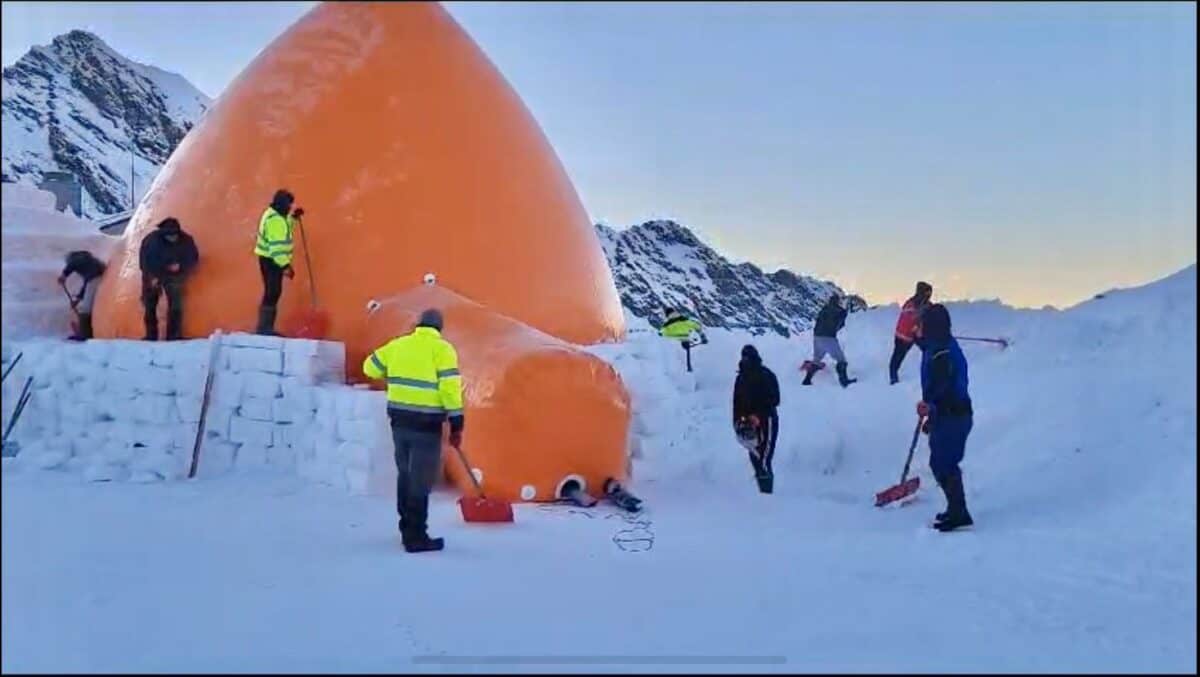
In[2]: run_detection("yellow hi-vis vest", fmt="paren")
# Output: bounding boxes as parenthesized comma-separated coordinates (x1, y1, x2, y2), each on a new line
(254, 207, 295, 267)
(660, 313, 701, 341)
(362, 326, 464, 425)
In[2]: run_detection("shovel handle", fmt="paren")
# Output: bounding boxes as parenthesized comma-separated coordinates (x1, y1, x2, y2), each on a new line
(450, 442, 486, 499)
(899, 416, 924, 484)
(295, 216, 318, 307)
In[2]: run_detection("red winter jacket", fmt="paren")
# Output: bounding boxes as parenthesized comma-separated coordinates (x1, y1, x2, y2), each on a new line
(895, 296, 926, 342)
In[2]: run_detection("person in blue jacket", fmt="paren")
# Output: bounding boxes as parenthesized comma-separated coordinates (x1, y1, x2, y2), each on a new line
(915, 303, 974, 531)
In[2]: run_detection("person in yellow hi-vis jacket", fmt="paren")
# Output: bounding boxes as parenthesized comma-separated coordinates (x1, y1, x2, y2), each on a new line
(254, 189, 304, 335)
(659, 306, 708, 372)
(362, 308, 464, 553)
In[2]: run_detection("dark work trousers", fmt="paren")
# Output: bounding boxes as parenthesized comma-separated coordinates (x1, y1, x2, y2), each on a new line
(928, 415, 973, 483)
(258, 256, 285, 307)
(392, 425, 443, 541)
(889, 337, 914, 381)
(681, 340, 693, 372)
(142, 273, 184, 340)
(747, 411, 779, 478)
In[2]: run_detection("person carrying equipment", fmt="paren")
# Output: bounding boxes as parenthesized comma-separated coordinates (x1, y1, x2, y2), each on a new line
(890, 281, 933, 384)
(57, 250, 106, 340)
(732, 345, 780, 494)
(659, 306, 708, 372)
(362, 308, 464, 553)
(254, 189, 304, 335)
(802, 294, 856, 387)
(138, 218, 199, 341)
(916, 303, 975, 532)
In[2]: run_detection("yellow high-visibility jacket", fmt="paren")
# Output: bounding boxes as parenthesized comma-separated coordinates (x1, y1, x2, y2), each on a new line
(362, 326, 464, 433)
(253, 207, 296, 267)
(660, 313, 702, 341)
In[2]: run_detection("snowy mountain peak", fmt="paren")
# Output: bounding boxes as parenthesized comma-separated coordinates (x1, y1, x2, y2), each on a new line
(2, 30, 210, 216)
(597, 220, 866, 337)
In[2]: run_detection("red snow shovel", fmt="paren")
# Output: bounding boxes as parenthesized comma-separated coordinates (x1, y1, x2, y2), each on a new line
(875, 417, 925, 507)
(451, 443, 514, 523)
(283, 215, 331, 339)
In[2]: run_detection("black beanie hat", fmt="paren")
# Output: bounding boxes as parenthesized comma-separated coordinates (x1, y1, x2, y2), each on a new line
(922, 303, 951, 340)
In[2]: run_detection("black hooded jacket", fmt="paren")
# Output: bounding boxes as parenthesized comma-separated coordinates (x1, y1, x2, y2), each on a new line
(813, 298, 848, 338)
(733, 346, 780, 420)
(139, 227, 199, 278)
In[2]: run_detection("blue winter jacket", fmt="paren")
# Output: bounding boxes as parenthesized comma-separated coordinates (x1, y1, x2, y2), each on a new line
(919, 337, 972, 418)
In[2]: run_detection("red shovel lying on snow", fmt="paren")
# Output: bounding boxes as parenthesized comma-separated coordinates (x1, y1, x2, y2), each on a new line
(450, 442, 514, 523)
(875, 417, 925, 507)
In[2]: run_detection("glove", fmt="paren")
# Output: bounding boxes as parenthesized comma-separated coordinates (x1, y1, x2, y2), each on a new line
(166, 262, 181, 273)
(292, 207, 305, 218)
(284, 265, 296, 279)
(921, 419, 931, 435)
(448, 430, 463, 448)
(747, 414, 760, 428)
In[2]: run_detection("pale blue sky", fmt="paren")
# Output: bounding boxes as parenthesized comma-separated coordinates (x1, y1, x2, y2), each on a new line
(3, 1, 1195, 306)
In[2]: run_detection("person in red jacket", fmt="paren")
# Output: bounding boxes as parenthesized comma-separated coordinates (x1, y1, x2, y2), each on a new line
(889, 281, 932, 384)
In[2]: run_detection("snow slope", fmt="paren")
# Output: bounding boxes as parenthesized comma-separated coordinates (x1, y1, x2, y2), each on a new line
(2, 265, 1195, 672)
(1, 182, 116, 341)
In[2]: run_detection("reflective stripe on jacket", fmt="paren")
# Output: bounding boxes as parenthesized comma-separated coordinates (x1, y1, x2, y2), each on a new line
(362, 326, 464, 433)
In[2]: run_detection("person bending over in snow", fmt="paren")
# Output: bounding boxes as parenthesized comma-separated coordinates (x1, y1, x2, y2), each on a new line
(732, 345, 780, 494)
(659, 306, 708, 373)
(916, 303, 974, 532)
(802, 294, 856, 387)
(57, 250, 106, 341)
(138, 218, 199, 341)
(890, 281, 933, 384)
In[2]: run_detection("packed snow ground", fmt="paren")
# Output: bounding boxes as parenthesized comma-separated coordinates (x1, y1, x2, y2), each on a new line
(2, 266, 1196, 672)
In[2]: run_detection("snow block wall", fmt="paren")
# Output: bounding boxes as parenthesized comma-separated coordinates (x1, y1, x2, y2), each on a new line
(1, 333, 396, 495)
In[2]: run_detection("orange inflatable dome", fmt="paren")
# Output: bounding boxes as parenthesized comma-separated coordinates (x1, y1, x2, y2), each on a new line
(92, 0, 625, 349)
(359, 284, 630, 502)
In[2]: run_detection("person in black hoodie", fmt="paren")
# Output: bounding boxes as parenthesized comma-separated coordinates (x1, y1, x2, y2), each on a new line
(732, 345, 781, 494)
(138, 217, 199, 341)
(803, 294, 857, 387)
(57, 250, 106, 340)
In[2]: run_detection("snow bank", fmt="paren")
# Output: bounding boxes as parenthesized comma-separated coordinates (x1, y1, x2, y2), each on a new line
(0, 332, 402, 495)
(1, 183, 117, 342)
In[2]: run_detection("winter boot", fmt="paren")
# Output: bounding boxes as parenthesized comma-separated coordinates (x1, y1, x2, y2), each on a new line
(256, 305, 279, 336)
(836, 361, 857, 387)
(755, 473, 774, 494)
(935, 474, 973, 532)
(77, 313, 94, 341)
(889, 372, 899, 385)
(801, 365, 816, 386)
(403, 534, 445, 553)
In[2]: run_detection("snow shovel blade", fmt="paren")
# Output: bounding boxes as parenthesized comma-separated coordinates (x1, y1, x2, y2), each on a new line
(283, 307, 331, 340)
(875, 476, 920, 507)
(457, 496, 514, 523)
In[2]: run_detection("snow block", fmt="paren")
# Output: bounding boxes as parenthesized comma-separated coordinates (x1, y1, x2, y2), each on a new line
(336, 418, 375, 445)
(197, 441, 237, 478)
(108, 340, 151, 372)
(272, 397, 314, 425)
(229, 416, 274, 448)
(85, 460, 127, 483)
(174, 392, 204, 424)
(203, 404, 235, 442)
(133, 394, 174, 425)
(227, 346, 283, 374)
(241, 371, 282, 400)
(267, 445, 296, 471)
(236, 444, 269, 468)
(278, 377, 315, 411)
(209, 372, 244, 409)
(239, 396, 275, 422)
(224, 332, 285, 351)
(337, 441, 371, 470)
(345, 467, 370, 495)
(135, 366, 177, 395)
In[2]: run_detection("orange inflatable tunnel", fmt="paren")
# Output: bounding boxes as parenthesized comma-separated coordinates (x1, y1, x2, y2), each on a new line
(358, 284, 631, 503)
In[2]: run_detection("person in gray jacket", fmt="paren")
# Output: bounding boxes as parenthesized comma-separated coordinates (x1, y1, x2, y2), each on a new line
(802, 294, 857, 387)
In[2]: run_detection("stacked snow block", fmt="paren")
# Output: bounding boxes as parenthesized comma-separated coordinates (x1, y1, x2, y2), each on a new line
(1, 338, 216, 482)
(2, 334, 400, 495)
